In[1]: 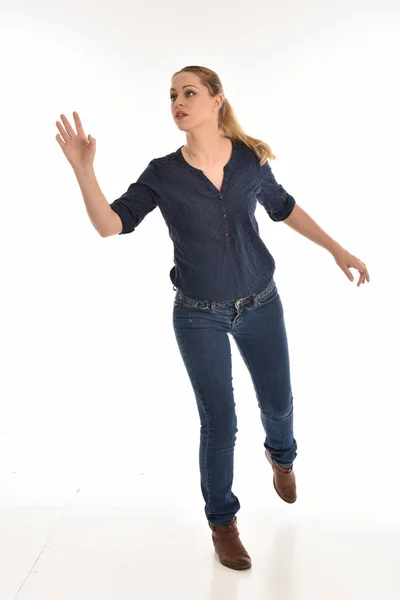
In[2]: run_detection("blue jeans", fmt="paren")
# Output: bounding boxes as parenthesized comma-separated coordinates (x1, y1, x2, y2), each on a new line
(172, 276, 298, 527)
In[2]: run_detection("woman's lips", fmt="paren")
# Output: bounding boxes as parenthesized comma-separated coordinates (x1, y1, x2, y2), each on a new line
(176, 114, 188, 120)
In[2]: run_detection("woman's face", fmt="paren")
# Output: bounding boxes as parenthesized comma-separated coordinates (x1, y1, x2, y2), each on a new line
(170, 73, 223, 131)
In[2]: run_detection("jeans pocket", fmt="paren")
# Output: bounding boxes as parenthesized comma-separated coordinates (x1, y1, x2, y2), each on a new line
(174, 291, 209, 311)
(255, 278, 278, 306)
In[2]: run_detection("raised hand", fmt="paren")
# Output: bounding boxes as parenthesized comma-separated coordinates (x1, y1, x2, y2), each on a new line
(55, 111, 96, 171)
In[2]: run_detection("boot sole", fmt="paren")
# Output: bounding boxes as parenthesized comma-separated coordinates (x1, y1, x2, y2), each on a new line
(219, 560, 252, 570)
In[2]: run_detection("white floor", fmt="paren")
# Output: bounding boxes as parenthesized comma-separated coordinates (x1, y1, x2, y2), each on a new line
(1, 430, 399, 600)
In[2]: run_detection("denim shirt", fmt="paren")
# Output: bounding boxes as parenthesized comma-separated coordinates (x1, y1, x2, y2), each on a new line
(109, 138, 296, 302)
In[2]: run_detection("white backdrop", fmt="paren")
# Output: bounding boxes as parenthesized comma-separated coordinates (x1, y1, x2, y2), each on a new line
(0, 0, 399, 596)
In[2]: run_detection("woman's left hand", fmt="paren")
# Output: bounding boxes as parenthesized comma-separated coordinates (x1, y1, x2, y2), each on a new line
(332, 246, 370, 286)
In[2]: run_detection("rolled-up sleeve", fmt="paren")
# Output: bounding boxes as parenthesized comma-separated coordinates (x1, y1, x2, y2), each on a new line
(110, 160, 161, 234)
(257, 160, 296, 222)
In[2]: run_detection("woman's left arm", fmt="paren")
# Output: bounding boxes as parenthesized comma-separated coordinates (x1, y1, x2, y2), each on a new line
(284, 204, 370, 286)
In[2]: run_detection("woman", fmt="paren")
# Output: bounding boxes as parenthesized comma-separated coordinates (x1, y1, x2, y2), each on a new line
(55, 65, 370, 571)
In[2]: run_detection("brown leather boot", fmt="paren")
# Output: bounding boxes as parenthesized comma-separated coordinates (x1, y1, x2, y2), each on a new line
(265, 448, 297, 503)
(208, 516, 252, 570)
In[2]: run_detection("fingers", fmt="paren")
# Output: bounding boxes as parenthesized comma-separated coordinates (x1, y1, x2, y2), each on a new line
(356, 270, 369, 286)
(347, 265, 369, 286)
(355, 258, 370, 286)
(55, 112, 87, 145)
(359, 260, 370, 282)
(73, 111, 87, 139)
(55, 120, 69, 144)
(345, 268, 354, 281)
(60, 114, 76, 138)
(359, 263, 370, 284)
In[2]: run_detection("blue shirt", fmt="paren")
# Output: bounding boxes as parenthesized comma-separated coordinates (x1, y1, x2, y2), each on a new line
(109, 138, 296, 302)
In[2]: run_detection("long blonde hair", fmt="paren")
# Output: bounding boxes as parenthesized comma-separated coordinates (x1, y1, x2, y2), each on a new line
(172, 65, 277, 166)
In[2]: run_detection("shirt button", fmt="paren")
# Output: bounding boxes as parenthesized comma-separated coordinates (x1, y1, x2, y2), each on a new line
(219, 195, 223, 199)
(223, 213, 226, 218)
(225, 232, 229, 236)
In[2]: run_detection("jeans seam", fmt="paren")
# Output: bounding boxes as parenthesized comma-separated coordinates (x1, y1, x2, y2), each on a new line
(232, 336, 264, 414)
(174, 328, 213, 516)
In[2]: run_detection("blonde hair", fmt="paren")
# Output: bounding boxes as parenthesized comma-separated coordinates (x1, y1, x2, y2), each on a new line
(171, 65, 277, 166)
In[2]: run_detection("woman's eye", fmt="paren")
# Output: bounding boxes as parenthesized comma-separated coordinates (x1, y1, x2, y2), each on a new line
(170, 91, 195, 101)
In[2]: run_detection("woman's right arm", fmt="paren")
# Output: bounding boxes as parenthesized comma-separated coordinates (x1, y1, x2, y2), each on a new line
(55, 111, 121, 237)
(74, 165, 122, 237)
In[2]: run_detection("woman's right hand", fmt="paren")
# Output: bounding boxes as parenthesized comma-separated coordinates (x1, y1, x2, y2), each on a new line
(55, 112, 96, 172)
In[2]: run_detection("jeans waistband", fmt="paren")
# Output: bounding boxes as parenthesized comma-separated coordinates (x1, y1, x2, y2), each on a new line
(173, 278, 275, 310)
